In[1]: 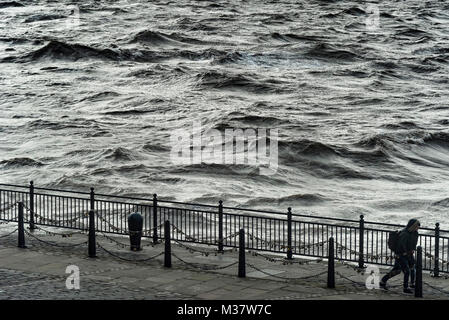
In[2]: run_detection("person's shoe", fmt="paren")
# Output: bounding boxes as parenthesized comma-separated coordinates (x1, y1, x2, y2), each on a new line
(379, 281, 388, 290)
(410, 283, 415, 289)
(403, 288, 413, 294)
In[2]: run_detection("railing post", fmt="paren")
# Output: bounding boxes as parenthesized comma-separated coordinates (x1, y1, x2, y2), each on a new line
(28, 181, 35, 231)
(327, 237, 335, 288)
(238, 229, 245, 278)
(164, 220, 171, 268)
(153, 194, 158, 243)
(415, 246, 423, 298)
(90, 187, 95, 212)
(433, 223, 440, 277)
(88, 210, 96, 258)
(358, 214, 365, 269)
(18, 202, 26, 248)
(218, 200, 223, 253)
(287, 207, 292, 260)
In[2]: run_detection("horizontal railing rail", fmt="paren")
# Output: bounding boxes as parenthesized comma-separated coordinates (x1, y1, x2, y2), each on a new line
(1, 183, 446, 231)
(0, 182, 448, 275)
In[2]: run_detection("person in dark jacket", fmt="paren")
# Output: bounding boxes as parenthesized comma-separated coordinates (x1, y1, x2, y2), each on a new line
(380, 219, 420, 294)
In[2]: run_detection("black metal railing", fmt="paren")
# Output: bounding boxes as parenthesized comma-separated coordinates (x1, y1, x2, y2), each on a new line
(0, 182, 448, 275)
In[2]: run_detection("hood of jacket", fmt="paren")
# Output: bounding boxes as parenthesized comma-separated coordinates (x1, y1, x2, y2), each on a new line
(406, 219, 420, 233)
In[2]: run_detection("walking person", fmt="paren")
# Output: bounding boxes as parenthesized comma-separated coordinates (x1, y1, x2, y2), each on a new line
(380, 219, 420, 294)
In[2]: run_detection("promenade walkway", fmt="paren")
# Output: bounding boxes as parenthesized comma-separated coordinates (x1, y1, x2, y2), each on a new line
(0, 223, 448, 300)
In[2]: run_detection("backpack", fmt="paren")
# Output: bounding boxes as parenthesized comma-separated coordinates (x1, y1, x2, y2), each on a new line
(388, 230, 401, 253)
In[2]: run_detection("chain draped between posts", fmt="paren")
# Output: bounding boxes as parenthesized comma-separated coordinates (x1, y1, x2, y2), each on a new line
(245, 263, 328, 281)
(96, 242, 165, 263)
(334, 257, 363, 272)
(247, 232, 330, 252)
(0, 202, 18, 214)
(33, 225, 87, 237)
(424, 251, 449, 266)
(248, 250, 324, 265)
(95, 213, 123, 233)
(171, 252, 239, 271)
(0, 228, 18, 238)
(173, 239, 235, 256)
(99, 232, 156, 249)
(143, 222, 165, 237)
(335, 241, 394, 261)
(21, 203, 85, 225)
(171, 224, 203, 242)
(24, 229, 88, 248)
(33, 213, 85, 225)
(423, 281, 449, 295)
(170, 224, 241, 244)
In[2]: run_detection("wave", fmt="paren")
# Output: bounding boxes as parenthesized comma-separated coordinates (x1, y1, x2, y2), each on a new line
(305, 43, 360, 61)
(24, 14, 66, 23)
(0, 1, 24, 8)
(195, 70, 289, 93)
(168, 163, 261, 176)
(354, 131, 449, 171)
(380, 121, 422, 130)
(243, 193, 328, 207)
(179, 49, 244, 63)
(130, 30, 184, 45)
(13, 41, 246, 64)
(176, 18, 217, 31)
(13, 40, 165, 63)
(101, 147, 140, 162)
(432, 198, 449, 207)
(80, 91, 121, 103)
(142, 143, 170, 152)
(210, 51, 245, 64)
(130, 29, 221, 46)
(24, 40, 122, 61)
(275, 135, 449, 181)
(227, 114, 290, 127)
(395, 28, 429, 38)
(423, 132, 449, 146)
(266, 32, 320, 43)
(25, 119, 101, 131)
(320, 6, 366, 18)
(0, 158, 44, 168)
(278, 140, 339, 158)
(277, 139, 386, 178)
(405, 62, 439, 74)
(358, 131, 449, 149)
(103, 109, 152, 116)
(372, 60, 399, 70)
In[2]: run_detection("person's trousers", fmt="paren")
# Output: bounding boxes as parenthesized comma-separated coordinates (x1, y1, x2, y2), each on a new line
(381, 255, 414, 289)
(408, 255, 416, 285)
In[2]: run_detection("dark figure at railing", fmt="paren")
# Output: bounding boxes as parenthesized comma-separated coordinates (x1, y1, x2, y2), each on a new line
(380, 219, 420, 294)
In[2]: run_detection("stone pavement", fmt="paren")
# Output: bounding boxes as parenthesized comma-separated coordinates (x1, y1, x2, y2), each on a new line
(0, 222, 448, 300)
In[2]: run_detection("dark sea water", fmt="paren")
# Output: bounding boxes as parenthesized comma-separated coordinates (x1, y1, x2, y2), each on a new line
(1, 0, 449, 227)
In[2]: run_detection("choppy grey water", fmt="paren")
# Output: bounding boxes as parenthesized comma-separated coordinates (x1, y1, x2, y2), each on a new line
(1, 0, 448, 227)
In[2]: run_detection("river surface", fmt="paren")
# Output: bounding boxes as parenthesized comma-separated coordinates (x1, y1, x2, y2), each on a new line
(1, 0, 449, 227)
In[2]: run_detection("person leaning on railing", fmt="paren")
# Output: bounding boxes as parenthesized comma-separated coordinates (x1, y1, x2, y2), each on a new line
(380, 219, 420, 294)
